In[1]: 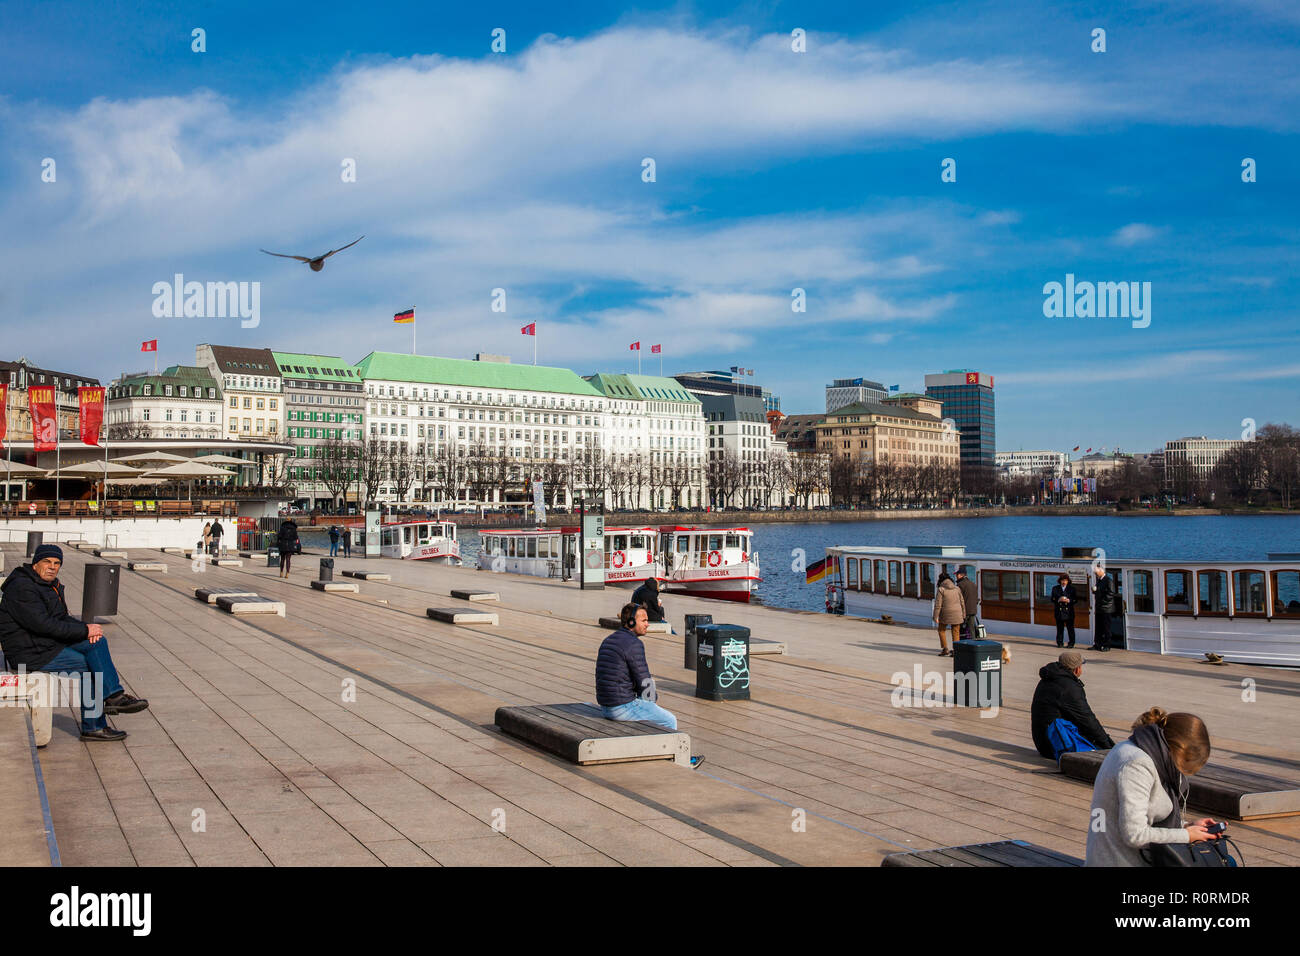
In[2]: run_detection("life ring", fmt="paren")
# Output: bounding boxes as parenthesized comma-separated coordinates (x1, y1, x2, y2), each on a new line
(612, 550, 626, 569)
(707, 550, 722, 567)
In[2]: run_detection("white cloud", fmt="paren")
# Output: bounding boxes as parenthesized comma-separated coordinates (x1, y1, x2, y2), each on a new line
(1111, 223, 1163, 246)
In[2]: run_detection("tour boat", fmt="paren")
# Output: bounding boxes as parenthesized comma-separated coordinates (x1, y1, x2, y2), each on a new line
(655, 526, 760, 603)
(476, 524, 761, 602)
(379, 519, 461, 564)
(823, 544, 1300, 666)
(477, 527, 660, 586)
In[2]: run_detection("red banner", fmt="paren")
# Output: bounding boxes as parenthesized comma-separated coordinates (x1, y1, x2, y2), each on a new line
(79, 386, 105, 446)
(28, 386, 57, 452)
(0, 384, 6, 443)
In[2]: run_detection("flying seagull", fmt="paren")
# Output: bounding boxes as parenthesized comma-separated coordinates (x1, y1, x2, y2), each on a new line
(260, 235, 364, 271)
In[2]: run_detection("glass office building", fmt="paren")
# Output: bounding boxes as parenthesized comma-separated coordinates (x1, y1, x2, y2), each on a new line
(923, 370, 996, 472)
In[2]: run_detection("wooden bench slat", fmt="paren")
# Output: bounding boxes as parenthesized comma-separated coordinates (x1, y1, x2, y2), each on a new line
(495, 704, 690, 766)
(882, 840, 1083, 867)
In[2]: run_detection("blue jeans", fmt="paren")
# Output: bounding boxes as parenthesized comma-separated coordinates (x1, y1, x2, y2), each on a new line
(329, 541, 339, 556)
(40, 639, 124, 732)
(601, 698, 677, 731)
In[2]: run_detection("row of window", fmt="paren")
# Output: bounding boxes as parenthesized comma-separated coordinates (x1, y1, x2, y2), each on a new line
(229, 397, 278, 411)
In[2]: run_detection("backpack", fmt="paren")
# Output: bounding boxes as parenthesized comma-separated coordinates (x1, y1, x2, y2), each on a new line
(1046, 717, 1097, 763)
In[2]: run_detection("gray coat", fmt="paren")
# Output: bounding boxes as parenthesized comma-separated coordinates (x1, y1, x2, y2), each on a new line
(1084, 741, 1190, 866)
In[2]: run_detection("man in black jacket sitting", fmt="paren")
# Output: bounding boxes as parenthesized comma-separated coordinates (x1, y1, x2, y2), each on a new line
(0, 545, 148, 742)
(595, 603, 703, 768)
(1030, 650, 1115, 759)
(631, 577, 667, 623)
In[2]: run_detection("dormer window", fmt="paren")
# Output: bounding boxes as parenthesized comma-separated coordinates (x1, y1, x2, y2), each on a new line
(143, 385, 152, 396)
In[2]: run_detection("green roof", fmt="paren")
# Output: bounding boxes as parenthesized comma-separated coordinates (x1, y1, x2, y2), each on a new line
(272, 351, 362, 382)
(355, 352, 604, 396)
(115, 365, 219, 396)
(585, 372, 701, 405)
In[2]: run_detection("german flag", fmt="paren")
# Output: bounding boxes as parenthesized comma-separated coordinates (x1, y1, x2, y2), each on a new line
(393, 308, 415, 324)
(806, 555, 831, 584)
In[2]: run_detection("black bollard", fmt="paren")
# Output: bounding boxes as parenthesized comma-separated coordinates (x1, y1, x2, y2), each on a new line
(319, 558, 334, 582)
(26, 530, 44, 557)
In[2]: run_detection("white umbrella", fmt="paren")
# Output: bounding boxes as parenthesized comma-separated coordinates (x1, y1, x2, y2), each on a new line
(0, 461, 47, 476)
(145, 461, 236, 479)
(55, 460, 144, 476)
(193, 454, 256, 467)
(104, 476, 166, 486)
(110, 451, 190, 464)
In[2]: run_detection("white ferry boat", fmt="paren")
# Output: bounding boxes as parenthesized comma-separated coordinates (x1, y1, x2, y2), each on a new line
(657, 526, 760, 603)
(824, 544, 1300, 666)
(476, 524, 761, 602)
(477, 527, 659, 585)
(379, 519, 461, 564)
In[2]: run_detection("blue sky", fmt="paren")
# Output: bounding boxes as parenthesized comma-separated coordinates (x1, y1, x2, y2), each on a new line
(1, 0, 1297, 453)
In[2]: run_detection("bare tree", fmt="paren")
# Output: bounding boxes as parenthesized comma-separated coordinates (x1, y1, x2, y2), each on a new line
(318, 434, 355, 509)
(355, 437, 387, 508)
(106, 420, 153, 440)
(388, 444, 418, 503)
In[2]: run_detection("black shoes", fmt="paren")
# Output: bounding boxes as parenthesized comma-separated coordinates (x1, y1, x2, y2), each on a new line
(81, 728, 128, 742)
(105, 691, 149, 715)
(690, 755, 706, 770)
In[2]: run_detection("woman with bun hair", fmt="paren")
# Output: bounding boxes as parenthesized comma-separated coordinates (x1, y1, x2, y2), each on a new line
(1085, 707, 1221, 865)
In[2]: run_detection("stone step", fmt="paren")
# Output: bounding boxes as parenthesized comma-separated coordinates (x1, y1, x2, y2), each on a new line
(194, 586, 260, 604)
(93, 549, 127, 558)
(214, 559, 244, 567)
(128, 562, 167, 572)
(214, 595, 285, 616)
(310, 580, 359, 592)
(342, 570, 391, 581)
(427, 607, 499, 625)
(451, 589, 499, 602)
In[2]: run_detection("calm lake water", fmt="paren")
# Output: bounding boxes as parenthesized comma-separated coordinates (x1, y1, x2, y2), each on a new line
(457, 515, 1300, 613)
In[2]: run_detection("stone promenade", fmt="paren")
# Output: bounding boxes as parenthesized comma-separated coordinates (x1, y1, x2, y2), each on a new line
(6, 543, 1299, 866)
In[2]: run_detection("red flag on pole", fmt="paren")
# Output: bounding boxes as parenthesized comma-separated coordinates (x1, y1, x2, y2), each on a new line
(651, 344, 661, 354)
(141, 340, 157, 352)
(521, 323, 536, 335)
(28, 387, 57, 452)
(78, 387, 105, 446)
(629, 342, 640, 351)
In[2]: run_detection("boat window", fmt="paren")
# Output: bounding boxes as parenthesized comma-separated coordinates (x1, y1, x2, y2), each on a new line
(446, 525, 456, 541)
(874, 560, 887, 593)
(920, 564, 935, 599)
(483, 536, 493, 555)
(1165, 570, 1192, 614)
(1232, 570, 1266, 616)
(677, 536, 689, 554)
(980, 570, 999, 601)
(847, 558, 858, 589)
(538, 537, 550, 558)
(1197, 570, 1228, 615)
(888, 561, 901, 595)
(708, 535, 723, 551)
(403, 527, 412, 544)
(904, 562, 917, 598)
(1271, 571, 1300, 617)
(527, 538, 537, 558)
(418, 524, 430, 544)
(982, 571, 1029, 604)
(508, 538, 517, 557)
(383, 529, 393, 546)
(612, 534, 628, 551)
(1131, 570, 1154, 613)
(1033, 574, 1058, 610)
(725, 534, 740, 548)
(631, 535, 645, 549)
(960, 564, 977, 581)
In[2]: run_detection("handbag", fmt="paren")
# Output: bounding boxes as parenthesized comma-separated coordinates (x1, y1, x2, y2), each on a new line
(1142, 836, 1242, 867)
(974, 619, 987, 640)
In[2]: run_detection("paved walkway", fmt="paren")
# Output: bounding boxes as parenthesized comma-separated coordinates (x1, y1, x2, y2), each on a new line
(6, 543, 1299, 866)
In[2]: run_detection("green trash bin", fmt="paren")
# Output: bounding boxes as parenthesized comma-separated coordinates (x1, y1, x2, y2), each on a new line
(694, 624, 750, 701)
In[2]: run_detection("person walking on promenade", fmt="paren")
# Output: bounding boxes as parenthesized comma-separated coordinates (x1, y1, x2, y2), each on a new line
(932, 572, 966, 657)
(202, 521, 212, 556)
(1091, 565, 1116, 651)
(1030, 650, 1115, 758)
(1052, 573, 1079, 647)
(595, 603, 703, 768)
(328, 525, 340, 557)
(1085, 707, 1221, 866)
(341, 525, 351, 557)
(954, 568, 978, 639)
(277, 519, 300, 578)
(210, 518, 224, 557)
(0, 545, 149, 742)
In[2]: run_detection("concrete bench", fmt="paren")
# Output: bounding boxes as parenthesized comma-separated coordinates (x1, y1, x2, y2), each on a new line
(194, 586, 261, 604)
(451, 589, 499, 602)
(0, 707, 56, 865)
(238, 551, 254, 558)
(750, 638, 787, 656)
(93, 549, 127, 558)
(0, 672, 78, 748)
(598, 616, 670, 633)
(342, 570, 391, 581)
(496, 702, 691, 767)
(128, 562, 167, 572)
(1060, 749, 1300, 820)
(161, 547, 187, 554)
(214, 595, 285, 616)
(214, 559, 244, 567)
(882, 840, 1083, 867)
(72, 542, 99, 551)
(427, 607, 498, 625)
(311, 580, 359, 593)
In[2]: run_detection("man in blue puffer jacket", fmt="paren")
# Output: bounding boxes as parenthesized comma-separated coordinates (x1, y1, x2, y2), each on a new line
(595, 603, 704, 768)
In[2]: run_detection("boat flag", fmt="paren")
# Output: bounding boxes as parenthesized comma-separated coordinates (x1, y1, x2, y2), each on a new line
(141, 340, 157, 352)
(393, 309, 414, 324)
(650, 344, 661, 353)
(805, 554, 831, 584)
(521, 323, 535, 335)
